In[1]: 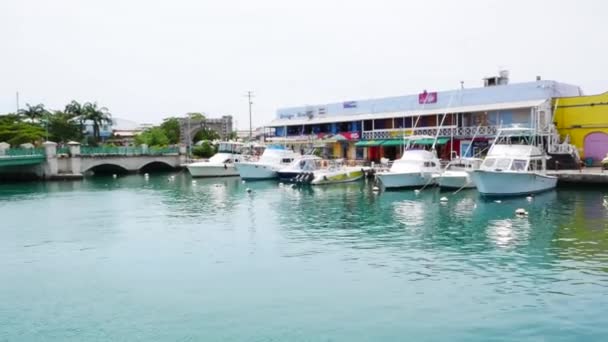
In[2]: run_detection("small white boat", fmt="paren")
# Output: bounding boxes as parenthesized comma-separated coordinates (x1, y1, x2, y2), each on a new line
(235, 145, 300, 180)
(470, 127, 557, 197)
(437, 158, 483, 190)
(187, 142, 243, 177)
(376, 150, 441, 189)
(277, 155, 322, 182)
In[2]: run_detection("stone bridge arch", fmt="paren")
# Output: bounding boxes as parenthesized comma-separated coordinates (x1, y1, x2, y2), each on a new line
(137, 160, 177, 173)
(83, 162, 130, 175)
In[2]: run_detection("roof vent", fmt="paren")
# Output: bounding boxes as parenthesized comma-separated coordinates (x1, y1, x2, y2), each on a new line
(483, 70, 510, 87)
(536, 75, 541, 81)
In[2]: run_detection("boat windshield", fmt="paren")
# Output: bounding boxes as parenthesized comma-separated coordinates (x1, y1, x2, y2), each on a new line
(209, 153, 239, 164)
(217, 143, 242, 154)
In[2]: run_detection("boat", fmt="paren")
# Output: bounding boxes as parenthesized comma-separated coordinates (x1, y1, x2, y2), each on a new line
(470, 127, 557, 197)
(186, 142, 243, 177)
(309, 160, 366, 185)
(437, 157, 483, 190)
(277, 155, 323, 182)
(235, 145, 300, 180)
(375, 149, 442, 189)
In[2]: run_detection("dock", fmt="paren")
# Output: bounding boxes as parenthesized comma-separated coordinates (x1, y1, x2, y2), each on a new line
(548, 167, 608, 185)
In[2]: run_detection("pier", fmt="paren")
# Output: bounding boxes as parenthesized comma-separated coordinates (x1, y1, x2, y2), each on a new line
(548, 167, 608, 185)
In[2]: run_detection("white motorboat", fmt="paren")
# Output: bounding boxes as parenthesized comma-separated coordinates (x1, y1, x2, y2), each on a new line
(235, 145, 300, 180)
(437, 158, 483, 190)
(187, 142, 243, 177)
(277, 155, 323, 182)
(376, 149, 441, 189)
(470, 127, 557, 197)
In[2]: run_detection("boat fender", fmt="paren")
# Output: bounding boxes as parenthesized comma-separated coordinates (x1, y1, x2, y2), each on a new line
(224, 164, 227, 170)
(323, 175, 328, 181)
(515, 208, 528, 217)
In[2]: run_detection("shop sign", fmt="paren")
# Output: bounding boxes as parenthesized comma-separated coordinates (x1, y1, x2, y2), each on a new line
(418, 90, 438, 104)
(343, 101, 358, 109)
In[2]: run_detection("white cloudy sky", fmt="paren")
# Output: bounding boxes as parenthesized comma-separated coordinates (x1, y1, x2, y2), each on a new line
(1, 0, 606, 127)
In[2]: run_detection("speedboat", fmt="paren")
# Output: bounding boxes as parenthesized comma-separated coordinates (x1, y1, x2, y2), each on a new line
(470, 127, 557, 197)
(309, 160, 367, 185)
(277, 155, 323, 182)
(437, 158, 483, 190)
(375, 150, 441, 189)
(235, 145, 300, 180)
(187, 142, 242, 177)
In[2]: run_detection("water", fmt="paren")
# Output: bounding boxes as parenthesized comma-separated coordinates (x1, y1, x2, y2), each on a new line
(1, 174, 608, 341)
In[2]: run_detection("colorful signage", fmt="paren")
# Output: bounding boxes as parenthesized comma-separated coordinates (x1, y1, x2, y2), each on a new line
(418, 91, 438, 104)
(343, 101, 357, 109)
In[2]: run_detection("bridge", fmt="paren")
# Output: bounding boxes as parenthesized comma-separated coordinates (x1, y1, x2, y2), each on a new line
(0, 142, 187, 180)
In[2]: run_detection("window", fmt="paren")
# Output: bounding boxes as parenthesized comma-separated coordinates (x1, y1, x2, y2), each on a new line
(511, 159, 527, 171)
(495, 158, 511, 170)
(356, 147, 364, 159)
(483, 158, 496, 168)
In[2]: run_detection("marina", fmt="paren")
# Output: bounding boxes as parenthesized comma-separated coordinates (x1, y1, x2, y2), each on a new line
(1, 173, 607, 341)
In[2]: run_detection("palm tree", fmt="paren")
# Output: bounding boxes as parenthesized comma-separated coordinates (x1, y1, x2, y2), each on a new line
(83, 102, 112, 142)
(64, 100, 86, 136)
(18, 103, 49, 123)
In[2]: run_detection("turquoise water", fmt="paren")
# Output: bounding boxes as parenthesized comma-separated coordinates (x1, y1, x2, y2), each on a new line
(1, 173, 608, 341)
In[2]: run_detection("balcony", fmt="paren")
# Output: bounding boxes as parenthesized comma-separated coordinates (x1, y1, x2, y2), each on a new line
(362, 125, 500, 140)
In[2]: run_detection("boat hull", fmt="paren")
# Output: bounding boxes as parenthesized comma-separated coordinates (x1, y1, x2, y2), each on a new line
(235, 162, 278, 180)
(187, 164, 239, 177)
(310, 169, 364, 185)
(437, 171, 476, 190)
(376, 172, 434, 189)
(471, 170, 557, 197)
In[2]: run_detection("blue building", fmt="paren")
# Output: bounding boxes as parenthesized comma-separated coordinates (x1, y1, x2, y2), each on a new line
(266, 74, 582, 161)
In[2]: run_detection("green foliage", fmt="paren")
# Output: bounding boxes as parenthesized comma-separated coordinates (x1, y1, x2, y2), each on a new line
(227, 131, 238, 140)
(160, 117, 181, 144)
(18, 103, 49, 122)
(192, 141, 216, 158)
(193, 128, 220, 142)
(0, 114, 45, 145)
(135, 127, 170, 147)
(83, 102, 112, 142)
(188, 112, 205, 121)
(47, 111, 82, 143)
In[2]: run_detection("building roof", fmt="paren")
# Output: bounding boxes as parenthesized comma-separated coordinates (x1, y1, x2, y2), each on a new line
(270, 80, 582, 127)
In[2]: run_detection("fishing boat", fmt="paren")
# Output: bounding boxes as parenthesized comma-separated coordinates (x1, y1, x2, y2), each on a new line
(186, 142, 243, 177)
(277, 155, 323, 182)
(375, 148, 442, 189)
(235, 145, 300, 180)
(470, 127, 557, 197)
(437, 157, 483, 190)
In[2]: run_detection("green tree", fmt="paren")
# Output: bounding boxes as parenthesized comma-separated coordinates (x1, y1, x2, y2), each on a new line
(193, 128, 220, 142)
(227, 131, 238, 140)
(18, 103, 49, 122)
(64, 100, 87, 136)
(160, 117, 181, 144)
(188, 112, 205, 121)
(135, 127, 170, 147)
(47, 111, 82, 143)
(83, 102, 112, 142)
(0, 114, 45, 145)
(192, 141, 216, 158)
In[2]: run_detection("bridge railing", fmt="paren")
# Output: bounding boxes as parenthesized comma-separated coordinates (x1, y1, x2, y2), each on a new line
(79, 146, 179, 156)
(0, 148, 46, 157)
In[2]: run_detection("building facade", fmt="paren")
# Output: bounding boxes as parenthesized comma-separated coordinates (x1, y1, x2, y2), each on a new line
(554, 92, 608, 164)
(267, 75, 582, 161)
(178, 115, 233, 144)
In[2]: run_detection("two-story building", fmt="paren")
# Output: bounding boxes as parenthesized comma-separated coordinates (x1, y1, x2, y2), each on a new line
(266, 73, 582, 162)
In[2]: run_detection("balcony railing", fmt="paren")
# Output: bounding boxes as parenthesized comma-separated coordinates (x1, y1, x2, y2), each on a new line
(361, 126, 501, 140)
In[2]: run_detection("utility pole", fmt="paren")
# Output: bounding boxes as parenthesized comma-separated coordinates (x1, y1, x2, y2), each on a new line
(16, 91, 20, 114)
(245, 91, 254, 141)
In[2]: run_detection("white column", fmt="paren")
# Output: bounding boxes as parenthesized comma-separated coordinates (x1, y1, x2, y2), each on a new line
(43, 141, 58, 178)
(68, 141, 81, 175)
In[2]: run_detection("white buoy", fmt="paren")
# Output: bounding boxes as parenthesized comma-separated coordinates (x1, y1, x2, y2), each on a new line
(372, 186, 380, 192)
(526, 196, 533, 202)
(112, 174, 117, 179)
(494, 200, 502, 204)
(242, 180, 246, 184)
(144, 173, 149, 177)
(246, 188, 252, 193)
(440, 196, 448, 202)
(515, 208, 528, 217)
(192, 180, 197, 185)
(279, 182, 284, 187)
(414, 189, 421, 194)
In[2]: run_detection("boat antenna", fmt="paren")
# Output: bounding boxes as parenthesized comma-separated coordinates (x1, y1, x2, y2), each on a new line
(462, 124, 482, 158)
(431, 90, 457, 151)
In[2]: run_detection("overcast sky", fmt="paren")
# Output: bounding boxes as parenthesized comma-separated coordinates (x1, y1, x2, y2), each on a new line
(1, 0, 606, 128)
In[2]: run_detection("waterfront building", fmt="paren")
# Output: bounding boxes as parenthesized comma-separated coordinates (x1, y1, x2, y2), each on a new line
(266, 73, 582, 162)
(554, 92, 608, 165)
(178, 115, 233, 144)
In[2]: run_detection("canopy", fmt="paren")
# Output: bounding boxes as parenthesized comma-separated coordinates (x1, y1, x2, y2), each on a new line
(355, 140, 382, 147)
(381, 139, 405, 147)
(409, 137, 449, 145)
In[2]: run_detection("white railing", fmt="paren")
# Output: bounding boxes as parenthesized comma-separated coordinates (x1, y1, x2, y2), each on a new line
(361, 126, 500, 140)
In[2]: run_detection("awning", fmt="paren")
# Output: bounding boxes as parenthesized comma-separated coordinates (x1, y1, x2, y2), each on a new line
(355, 140, 382, 147)
(381, 139, 405, 147)
(410, 137, 449, 145)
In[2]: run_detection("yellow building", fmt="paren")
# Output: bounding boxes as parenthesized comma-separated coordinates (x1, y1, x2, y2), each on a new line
(554, 92, 608, 163)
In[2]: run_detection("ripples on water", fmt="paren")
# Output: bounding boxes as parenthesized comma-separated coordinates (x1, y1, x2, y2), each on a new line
(1, 174, 608, 341)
